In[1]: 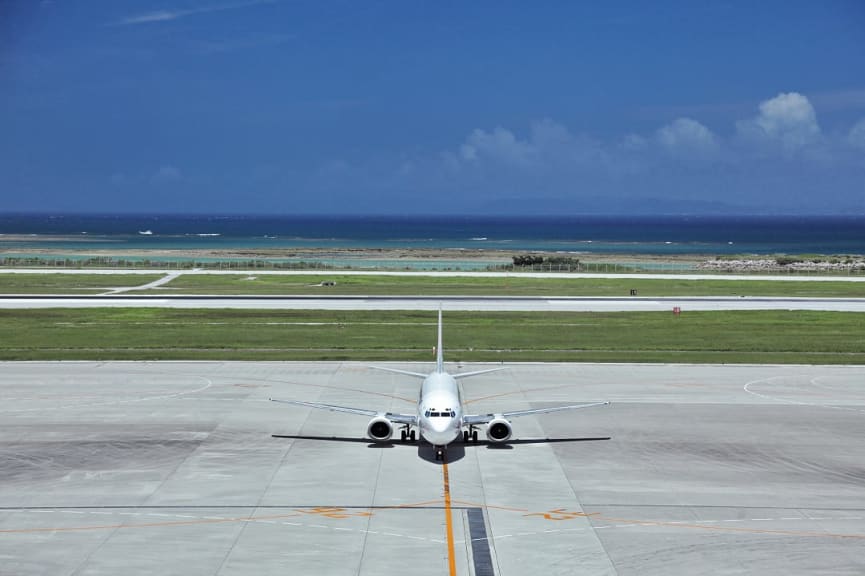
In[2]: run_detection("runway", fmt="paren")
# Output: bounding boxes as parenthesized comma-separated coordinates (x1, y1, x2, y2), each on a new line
(2, 362, 864, 575)
(2, 294, 865, 311)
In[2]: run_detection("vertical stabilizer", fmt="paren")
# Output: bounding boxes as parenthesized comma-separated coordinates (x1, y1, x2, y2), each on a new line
(436, 306, 444, 374)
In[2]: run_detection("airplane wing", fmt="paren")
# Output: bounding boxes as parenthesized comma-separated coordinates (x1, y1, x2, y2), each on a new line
(463, 401, 609, 425)
(269, 398, 418, 425)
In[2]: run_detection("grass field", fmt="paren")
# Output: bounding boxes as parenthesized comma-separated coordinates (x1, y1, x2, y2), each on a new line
(2, 272, 861, 297)
(143, 273, 865, 297)
(0, 274, 163, 294)
(1, 308, 863, 363)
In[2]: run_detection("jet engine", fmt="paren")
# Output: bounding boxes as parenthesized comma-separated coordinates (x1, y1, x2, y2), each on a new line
(485, 416, 512, 443)
(366, 416, 394, 442)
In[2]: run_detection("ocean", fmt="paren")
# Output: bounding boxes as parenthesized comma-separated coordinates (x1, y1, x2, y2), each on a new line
(1, 214, 864, 255)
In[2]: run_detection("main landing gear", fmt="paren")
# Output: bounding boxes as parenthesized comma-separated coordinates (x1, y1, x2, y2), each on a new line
(399, 427, 416, 442)
(462, 427, 479, 443)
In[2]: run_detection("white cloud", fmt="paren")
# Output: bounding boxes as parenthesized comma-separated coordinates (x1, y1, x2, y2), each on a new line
(656, 117, 719, 157)
(737, 92, 821, 153)
(120, 10, 178, 25)
(116, 0, 275, 26)
(848, 118, 865, 151)
(459, 127, 535, 165)
(459, 142, 477, 161)
(454, 119, 611, 170)
(342, 89, 865, 213)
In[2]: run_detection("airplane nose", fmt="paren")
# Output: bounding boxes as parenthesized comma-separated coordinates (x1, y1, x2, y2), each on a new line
(424, 420, 459, 445)
(431, 419, 450, 434)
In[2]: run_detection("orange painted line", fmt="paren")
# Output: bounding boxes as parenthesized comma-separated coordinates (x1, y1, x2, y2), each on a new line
(442, 458, 457, 576)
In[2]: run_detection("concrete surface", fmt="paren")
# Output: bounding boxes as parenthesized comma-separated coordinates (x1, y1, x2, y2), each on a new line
(1, 362, 864, 575)
(2, 295, 865, 312)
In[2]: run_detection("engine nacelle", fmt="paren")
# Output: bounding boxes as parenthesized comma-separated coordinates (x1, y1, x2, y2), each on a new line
(366, 416, 394, 442)
(485, 417, 512, 443)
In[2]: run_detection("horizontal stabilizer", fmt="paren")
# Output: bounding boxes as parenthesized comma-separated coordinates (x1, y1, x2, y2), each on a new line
(368, 365, 428, 379)
(453, 367, 505, 380)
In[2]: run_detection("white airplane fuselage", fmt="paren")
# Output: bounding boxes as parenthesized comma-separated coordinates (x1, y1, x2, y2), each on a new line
(416, 371, 463, 447)
(269, 308, 608, 460)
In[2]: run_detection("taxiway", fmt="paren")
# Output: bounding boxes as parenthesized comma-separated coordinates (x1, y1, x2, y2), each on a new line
(1, 362, 864, 575)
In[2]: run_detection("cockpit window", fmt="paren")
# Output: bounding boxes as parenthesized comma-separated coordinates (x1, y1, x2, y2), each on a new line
(430, 411, 441, 417)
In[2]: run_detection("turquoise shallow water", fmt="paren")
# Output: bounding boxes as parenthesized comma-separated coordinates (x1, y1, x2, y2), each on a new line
(2, 214, 864, 256)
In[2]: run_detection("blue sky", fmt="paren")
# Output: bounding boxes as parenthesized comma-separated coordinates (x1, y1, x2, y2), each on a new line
(2, 0, 864, 215)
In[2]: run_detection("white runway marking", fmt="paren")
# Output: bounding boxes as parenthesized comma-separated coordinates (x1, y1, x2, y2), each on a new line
(743, 376, 865, 414)
(102, 272, 186, 295)
(0, 376, 213, 414)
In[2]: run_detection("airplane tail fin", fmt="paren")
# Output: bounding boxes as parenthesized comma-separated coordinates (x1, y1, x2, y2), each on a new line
(436, 306, 444, 374)
(435, 306, 504, 379)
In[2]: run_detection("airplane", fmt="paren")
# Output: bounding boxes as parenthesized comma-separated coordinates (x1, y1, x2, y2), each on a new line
(269, 309, 609, 461)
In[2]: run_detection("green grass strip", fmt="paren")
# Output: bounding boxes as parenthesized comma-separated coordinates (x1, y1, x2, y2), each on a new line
(2, 272, 864, 297)
(0, 274, 164, 294)
(0, 309, 863, 363)
(139, 273, 865, 297)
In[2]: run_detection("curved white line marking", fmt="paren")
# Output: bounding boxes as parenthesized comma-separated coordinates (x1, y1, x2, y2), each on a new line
(0, 376, 213, 414)
(743, 377, 865, 414)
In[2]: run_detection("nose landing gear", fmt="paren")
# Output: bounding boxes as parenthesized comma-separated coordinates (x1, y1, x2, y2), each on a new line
(462, 427, 479, 443)
(434, 446, 446, 461)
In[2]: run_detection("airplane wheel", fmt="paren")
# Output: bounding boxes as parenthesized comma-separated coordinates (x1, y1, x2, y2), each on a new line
(410, 430, 416, 442)
(463, 430, 469, 442)
(400, 430, 407, 442)
(472, 430, 478, 442)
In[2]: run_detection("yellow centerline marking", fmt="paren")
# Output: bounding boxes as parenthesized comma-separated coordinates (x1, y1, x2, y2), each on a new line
(442, 458, 457, 576)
